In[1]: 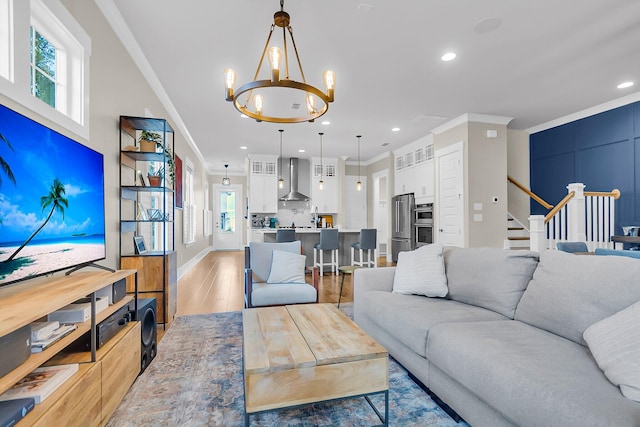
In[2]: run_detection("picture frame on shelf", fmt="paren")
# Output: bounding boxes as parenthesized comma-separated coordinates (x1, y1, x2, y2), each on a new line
(133, 236, 147, 254)
(138, 171, 147, 187)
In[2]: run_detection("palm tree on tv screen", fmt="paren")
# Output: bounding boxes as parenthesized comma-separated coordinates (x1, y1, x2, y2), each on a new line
(5, 178, 68, 262)
(0, 132, 16, 188)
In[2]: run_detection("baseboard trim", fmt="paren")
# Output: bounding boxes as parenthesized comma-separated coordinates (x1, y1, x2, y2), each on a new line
(177, 246, 213, 280)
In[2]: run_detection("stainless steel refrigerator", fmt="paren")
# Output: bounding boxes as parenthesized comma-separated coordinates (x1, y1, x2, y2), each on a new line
(391, 193, 415, 262)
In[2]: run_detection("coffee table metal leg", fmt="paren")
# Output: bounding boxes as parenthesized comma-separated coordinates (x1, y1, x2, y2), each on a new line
(338, 272, 346, 308)
(364, 390, 389, 426)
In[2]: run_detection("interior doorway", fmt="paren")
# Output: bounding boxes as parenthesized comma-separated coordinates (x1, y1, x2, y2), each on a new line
(436, 142, 464, 247)
(213, 184, 243, 250)
(372, 169, 390, 261)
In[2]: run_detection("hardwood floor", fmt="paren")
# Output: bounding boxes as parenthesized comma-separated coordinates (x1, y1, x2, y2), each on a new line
(175, 250, 392, 316)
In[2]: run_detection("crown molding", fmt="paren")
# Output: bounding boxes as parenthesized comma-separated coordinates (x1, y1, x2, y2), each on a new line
(526, 91, 640, 134)
(95, 0, 207, 168)
(431, 113, 513, 135)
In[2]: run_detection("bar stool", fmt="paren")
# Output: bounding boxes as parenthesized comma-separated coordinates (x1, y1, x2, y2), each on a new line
(314, 228, 339, 276)
(351, 228, 377, 268)
(276, 229, 296, 242)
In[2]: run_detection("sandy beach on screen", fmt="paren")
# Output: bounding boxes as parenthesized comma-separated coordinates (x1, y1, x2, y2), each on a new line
(0, 243, 105, 283)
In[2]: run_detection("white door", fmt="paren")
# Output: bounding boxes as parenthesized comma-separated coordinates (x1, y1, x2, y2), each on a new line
(214, 184, 243, 250)
(436, 142, 464, 247)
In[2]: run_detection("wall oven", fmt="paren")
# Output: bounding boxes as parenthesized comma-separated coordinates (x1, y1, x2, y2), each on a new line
(414, 203, 434, 247)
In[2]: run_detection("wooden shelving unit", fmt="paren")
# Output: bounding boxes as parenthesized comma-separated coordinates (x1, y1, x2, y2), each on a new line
(0, 270, 140, 426)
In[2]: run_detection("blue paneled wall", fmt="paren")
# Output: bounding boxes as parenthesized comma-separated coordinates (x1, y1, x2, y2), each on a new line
(530, 101, 640, 233)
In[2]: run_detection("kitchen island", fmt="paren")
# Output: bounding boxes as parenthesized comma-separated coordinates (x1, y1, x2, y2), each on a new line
(254, 228, 362, 268)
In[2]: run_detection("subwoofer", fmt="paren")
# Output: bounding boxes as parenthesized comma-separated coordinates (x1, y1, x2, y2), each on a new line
(130, 298, 157, 373)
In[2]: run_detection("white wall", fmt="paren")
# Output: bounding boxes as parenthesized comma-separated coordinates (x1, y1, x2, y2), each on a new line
(0, 0, 211, 273)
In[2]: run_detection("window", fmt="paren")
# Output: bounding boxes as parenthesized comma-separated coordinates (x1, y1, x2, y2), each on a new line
(30, 26, 56, 107)
(183, 158, 196, 244)
(0, 0, 91, 139)
(0, 0, 12, 81)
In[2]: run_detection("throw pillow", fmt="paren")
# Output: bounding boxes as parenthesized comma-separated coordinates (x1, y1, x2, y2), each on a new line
(266, 249, 306, 284)
(583, 300, 640, 402)
(392, 243, 448, 297)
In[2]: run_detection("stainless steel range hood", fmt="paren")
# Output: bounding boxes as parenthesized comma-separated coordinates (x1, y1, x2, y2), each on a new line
(279, 157, 310, 201)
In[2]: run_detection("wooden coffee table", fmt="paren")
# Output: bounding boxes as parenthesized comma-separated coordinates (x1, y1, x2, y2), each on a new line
(242, 303, 389, 426)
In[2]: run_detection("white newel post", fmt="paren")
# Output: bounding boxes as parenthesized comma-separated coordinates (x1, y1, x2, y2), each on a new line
(566, 183, 586, 242)
(529, 215, 546, 252)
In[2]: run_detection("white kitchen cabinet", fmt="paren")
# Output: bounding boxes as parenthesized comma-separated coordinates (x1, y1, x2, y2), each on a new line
(310, 157, 339, 213)
(393, 138, 434, 198)
(249, 155, 278, 213)
(414, 159, 434, 203)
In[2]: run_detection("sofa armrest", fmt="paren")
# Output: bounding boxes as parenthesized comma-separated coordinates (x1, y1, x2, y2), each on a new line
(354, 265, 395, 300)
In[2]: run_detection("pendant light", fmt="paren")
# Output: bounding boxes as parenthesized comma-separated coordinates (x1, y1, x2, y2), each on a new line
(222, 164, 231, 186)
(318, 132, 324, 190)
(278, 129, 285, 189)
(356, 135, 362, 191)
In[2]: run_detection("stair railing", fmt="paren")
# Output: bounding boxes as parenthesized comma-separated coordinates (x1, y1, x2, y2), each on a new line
(507, 175, 553, 210)
(529, 183, 620, 252)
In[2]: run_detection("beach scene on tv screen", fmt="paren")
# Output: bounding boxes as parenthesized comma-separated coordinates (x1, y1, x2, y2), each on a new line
(0, 104, 106, 285)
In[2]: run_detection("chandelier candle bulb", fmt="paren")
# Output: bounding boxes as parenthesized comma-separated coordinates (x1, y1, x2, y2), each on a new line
(323, 70, 335, 101)
(224, 68, 235, 101)
(268, 47, 282, 82)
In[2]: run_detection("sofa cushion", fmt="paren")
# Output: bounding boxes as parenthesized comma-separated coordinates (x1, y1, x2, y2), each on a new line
(584, 300, 640, 402)
(443, 247, 539, 318)
(359, 290, 506, 357)
(427, 320, 640, 427)
(248, 241, 301, 282)
(515, 249, 640, 346)
(267, 249, 306, 284)
(392, 243, 448, 297)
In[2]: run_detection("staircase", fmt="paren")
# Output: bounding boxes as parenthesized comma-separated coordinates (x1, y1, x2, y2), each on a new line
(504, 215, 530, 250)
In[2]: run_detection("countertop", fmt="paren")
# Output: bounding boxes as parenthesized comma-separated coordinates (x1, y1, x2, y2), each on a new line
(253, 228, 361, 234)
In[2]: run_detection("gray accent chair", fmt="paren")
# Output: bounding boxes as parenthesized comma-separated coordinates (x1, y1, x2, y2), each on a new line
(313, 228, 339, 276)
(244, 241, 318, 308)
(351, 228, 377, 267)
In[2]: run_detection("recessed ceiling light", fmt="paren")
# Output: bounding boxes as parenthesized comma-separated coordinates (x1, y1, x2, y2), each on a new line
(392, 127, 400, 132)
(617, 81, 634, 89)
(473, 17, 502, 34)
(240, 146, 247, 150)
(441, 52, 456, 62)
(240, 114, 248, 118)
(298, 149, 305, 153)
(321, 120, 331, 125)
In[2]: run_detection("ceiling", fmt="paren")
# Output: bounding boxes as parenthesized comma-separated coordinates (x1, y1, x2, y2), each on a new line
(107, 0, 640, 174)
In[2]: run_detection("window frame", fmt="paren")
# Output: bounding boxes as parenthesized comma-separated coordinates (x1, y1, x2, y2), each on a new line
(0, 0, 91, 140)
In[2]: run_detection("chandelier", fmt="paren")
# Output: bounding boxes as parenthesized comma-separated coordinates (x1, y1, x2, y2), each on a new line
(224, 0, 335, 123)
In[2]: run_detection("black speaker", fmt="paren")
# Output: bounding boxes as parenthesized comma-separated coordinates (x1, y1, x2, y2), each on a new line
(130, 298, 157, 373)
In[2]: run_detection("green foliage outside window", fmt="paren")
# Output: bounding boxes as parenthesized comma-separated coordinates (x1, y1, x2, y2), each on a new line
(30, 27, 56, 108)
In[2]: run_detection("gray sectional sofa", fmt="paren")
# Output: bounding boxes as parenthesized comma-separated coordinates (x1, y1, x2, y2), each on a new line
(353, 247, 640, 426)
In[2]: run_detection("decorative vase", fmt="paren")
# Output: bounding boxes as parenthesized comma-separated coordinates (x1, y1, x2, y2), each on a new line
(140, 139, 156, 153)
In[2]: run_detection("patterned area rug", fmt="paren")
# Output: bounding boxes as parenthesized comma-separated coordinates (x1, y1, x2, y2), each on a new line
(107, 305, 467, 426)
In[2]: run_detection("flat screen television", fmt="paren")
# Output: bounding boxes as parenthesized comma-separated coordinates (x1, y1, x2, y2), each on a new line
(0, 104, 106, 287)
